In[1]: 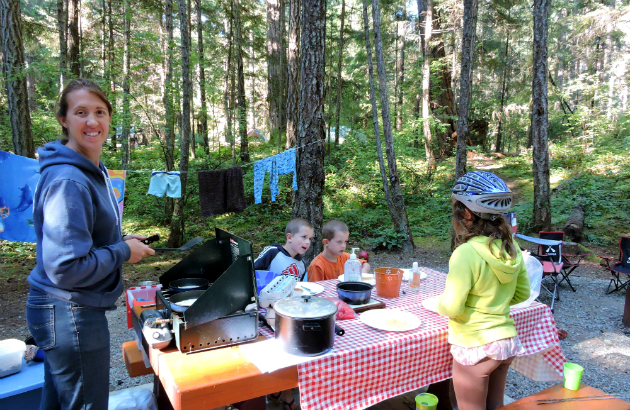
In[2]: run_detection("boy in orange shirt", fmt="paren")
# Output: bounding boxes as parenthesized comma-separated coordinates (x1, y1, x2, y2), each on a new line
(308, 220, 370, 282)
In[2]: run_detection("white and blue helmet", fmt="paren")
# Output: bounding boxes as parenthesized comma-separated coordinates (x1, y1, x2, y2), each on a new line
(452, 171, 513, 218)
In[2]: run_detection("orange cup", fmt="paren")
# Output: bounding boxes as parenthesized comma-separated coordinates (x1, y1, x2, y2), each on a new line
(374, 268, 403, 298)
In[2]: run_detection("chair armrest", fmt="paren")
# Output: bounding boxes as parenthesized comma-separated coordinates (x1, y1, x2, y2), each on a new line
(598, 255, 614, 260)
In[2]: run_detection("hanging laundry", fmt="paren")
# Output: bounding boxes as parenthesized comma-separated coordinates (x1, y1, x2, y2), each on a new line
(107, 170, 127, 218)
(274, 148, 298, 192)
(253, 156, 275, 204)
(253, 150, 299, 204)
(198, 167, 247, 217)
(147, 171, 181, 198)
(0, 150, 39, 242)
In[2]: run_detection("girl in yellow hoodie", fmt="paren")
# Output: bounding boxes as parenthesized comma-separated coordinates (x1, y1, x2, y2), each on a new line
(437, 171, 530, 410)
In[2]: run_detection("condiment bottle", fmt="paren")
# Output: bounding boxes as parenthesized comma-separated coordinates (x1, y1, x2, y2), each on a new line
(344, 248, 362, 282)
(409, 262, 421, 290)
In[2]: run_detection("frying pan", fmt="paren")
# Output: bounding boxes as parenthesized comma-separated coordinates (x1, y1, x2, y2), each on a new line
(168, 290, 206, 313)
(168, 278, 210, 293)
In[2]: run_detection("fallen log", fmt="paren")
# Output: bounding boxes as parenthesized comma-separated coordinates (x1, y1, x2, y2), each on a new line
(563, 204, 585, 242)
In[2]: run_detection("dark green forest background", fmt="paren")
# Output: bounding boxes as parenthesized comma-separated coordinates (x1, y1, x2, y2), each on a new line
(1, 0, 629, 261)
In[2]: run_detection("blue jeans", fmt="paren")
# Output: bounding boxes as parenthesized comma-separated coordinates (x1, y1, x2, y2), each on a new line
(26, 288, 111, 410)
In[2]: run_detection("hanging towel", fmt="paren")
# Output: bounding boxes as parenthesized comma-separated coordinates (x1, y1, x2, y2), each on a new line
(275, 148, 298, 192)
(253, 156, 275, 204)
(147, 171, 181, 198)
(198, 167, 247, 217)
(0, 150, 40, 242)
(107, 170, 127, 217)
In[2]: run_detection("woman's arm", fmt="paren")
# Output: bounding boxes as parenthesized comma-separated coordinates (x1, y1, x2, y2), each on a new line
(41, 180, 131, 288)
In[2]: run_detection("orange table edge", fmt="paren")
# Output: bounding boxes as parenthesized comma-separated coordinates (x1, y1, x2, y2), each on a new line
(126, 305, 298, 410)
(499, 383, 630, 410)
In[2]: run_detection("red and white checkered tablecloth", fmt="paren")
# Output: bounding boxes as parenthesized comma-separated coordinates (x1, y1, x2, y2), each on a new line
(260, 268, 565, 410)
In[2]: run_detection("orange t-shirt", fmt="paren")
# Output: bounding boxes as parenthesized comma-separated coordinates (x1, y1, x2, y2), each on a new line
(307, 252, 350, 282)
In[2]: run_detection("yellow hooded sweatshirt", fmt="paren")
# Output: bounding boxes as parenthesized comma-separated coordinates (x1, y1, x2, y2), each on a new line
(437, 236, 530, 348)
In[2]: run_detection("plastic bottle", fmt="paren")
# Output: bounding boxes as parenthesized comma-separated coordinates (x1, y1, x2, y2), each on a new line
(409, 262, 421, 290)
(344, 248, 362, 282)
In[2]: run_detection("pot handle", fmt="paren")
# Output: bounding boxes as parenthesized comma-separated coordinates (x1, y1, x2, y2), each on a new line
(302, 322, 321, 331)
(335, 324, 345, 336)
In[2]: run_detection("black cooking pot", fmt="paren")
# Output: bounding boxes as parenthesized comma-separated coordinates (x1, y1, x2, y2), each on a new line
(169, 278, 209, 293)
(168, 290, 205, 313)
(274, 295, 342, 356)
(337, 282, 373, 305)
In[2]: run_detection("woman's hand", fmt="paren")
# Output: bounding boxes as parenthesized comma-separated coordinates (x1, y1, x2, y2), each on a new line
(125, 238, 155, 263)
(123, 234, 146, 242)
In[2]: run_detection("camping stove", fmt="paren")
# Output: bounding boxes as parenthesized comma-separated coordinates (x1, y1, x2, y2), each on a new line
(137, 228, 259, 353)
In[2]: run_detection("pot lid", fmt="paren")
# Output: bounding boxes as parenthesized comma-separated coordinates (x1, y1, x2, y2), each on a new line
(274, 295, 338, 319)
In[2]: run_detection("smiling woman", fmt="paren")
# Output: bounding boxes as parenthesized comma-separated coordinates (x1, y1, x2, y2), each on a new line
(25, 78, 155, 410)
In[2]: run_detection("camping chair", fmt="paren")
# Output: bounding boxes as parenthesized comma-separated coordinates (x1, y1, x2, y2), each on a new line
(539, 231, 586, 293)
(515, 233, 564, 312)
(533, 232, 564, 312)
(598, 236, 630, 294)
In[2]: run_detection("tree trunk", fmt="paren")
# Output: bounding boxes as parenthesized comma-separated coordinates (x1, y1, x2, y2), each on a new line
(334, 0, 345, 146)
(266, 0, 282, 138)
(121, 0, 131, 169)
(414, 0, 426, 147)
(454, 0, 478, 180)
(169, 0, 193, 247)
(223, 2, 234, 146)
(495, 19, 510, 153)
(292, 0, 326, 266)
(285, 0, 300, 148)
(108, 0, 116, 148)
(25, 52, 37, 112)
(235, 0, 249, 162)
(57, 0, 67, 89)
(163, 0, 175, 173)
(0, 0, 34, 158)
(196, 0, 208, 154)
(422, 0, 434, 168)
(371, 0, 414, 255)
(362, 0, 392, 215)
(531, 0, 551, 232)
(230, 35, 237, 166)
(563, 204, 585, 242)
(396, 17, 405, 131)
(68, 0, 80, 77)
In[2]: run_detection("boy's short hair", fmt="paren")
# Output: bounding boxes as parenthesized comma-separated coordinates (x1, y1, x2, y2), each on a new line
(322, 220, 348, 240)
(285, 218, 313, 236)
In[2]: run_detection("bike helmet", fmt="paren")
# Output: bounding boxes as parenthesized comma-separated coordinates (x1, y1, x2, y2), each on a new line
(452, 171, 513, 220)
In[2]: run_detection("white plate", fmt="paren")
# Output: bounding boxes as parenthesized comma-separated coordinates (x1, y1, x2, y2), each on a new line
(421, 295, 442, 314)
(338, 273, 376, 285)
(401, 269, 428, 281)
(360, 309, 422, 332)
(293, 282, 324, 296)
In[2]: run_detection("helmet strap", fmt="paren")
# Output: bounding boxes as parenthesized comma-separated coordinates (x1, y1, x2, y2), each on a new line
(471, 211, 499, 221)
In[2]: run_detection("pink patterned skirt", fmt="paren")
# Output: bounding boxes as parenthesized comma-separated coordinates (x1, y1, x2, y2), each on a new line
(451, 336, 525, 366)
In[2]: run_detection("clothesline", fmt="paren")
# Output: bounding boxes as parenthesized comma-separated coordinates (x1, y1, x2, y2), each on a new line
(124, 138, 324, 173)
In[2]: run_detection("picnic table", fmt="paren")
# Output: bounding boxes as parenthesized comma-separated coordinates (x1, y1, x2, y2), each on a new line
(124, 267, 566, 410)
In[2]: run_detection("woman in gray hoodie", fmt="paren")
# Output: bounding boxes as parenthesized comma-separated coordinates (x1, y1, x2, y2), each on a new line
(26, 79, 154, 410)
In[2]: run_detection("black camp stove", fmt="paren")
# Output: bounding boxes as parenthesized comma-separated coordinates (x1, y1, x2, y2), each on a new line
(153, 228, 259, 353)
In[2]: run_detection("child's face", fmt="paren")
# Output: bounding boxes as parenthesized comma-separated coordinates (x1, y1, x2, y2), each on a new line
(286, 226, 314, 255)
(325, 230, 349, 256)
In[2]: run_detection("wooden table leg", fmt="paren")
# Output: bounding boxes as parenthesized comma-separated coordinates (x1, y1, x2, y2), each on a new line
(154, 374, 174, 410)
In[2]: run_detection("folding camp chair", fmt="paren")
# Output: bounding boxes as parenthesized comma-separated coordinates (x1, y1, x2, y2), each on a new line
(538, 231, 587, 293)
(598, 236, 630, 294)
(515, 233, 564, 312)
